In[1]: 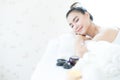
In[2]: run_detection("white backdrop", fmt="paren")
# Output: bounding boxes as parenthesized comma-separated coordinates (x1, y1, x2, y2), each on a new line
(0, 0, 120, 80)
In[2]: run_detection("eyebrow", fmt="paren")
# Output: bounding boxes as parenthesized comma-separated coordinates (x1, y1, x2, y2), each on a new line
(73, 16, 78, 22)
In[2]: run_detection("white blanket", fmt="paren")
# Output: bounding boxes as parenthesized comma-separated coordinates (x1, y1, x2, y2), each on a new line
(74, 41, 120, 80)
(31, 33, 76, 80)
(31, 34, 120, 80)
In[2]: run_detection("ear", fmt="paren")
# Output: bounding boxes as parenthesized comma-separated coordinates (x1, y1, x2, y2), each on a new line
(85, 12, 90, 19)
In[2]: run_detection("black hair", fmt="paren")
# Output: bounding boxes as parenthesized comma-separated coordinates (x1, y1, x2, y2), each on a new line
(66, 2, 93, 21)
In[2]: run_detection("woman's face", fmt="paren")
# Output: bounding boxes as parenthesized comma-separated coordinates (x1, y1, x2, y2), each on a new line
(67, 11, 91, 35)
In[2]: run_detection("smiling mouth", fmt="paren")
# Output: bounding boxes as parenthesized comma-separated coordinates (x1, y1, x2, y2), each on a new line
(77, 26, 83, 32)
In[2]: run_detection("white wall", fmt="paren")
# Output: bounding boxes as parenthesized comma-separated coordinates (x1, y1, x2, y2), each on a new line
(0, 0, 120, 80)
(81, 0, 120, 27)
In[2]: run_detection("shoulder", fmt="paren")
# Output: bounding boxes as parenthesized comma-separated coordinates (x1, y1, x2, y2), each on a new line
(104, 27, 118, 32)
(99, 27, 119, 37)
(93, 27, 119, 42)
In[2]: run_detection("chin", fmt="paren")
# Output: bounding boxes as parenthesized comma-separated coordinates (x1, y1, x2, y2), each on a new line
(79, 32, 86, 36)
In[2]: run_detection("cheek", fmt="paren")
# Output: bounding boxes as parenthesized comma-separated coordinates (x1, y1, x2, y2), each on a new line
(79, 18, 86, 26)
(71, 27, 76, 32)
(77, 20, 82, 26)
(82, 20, 89, 28)
(85, 18, 91, 25)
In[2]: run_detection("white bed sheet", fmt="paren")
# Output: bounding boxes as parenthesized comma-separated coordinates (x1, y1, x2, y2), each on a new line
(31, 33, 76, 80)
(31, 33, 120, 80)
(74, 41, 120, 80)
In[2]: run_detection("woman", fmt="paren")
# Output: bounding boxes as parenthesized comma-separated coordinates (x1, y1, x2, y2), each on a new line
(66, 2, 120, 57)
(66, 2, 120, 80)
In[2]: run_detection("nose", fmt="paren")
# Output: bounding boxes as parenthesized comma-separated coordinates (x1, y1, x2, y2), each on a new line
(72, 23, 79, 32)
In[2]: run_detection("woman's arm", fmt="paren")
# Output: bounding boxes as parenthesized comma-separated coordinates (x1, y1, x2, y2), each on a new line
(74, 28, 119, 57)
(75, 35, 91, 58)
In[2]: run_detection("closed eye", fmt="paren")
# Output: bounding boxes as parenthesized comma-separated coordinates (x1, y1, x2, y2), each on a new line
(70, 24, 74, 28)
(71, 25, 74, 28)
(75, 18, 79, 23)
(69, 23, 74, 28)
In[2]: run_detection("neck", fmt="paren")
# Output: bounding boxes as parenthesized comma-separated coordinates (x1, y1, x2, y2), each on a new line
(86, 23, 100, 38)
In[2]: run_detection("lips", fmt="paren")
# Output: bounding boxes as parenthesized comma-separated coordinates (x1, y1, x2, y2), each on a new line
(76, 26, 83, 32)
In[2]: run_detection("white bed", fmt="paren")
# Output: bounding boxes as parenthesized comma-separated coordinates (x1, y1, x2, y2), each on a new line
(31, 33, 76, 80)
(31, 33, 120, 80)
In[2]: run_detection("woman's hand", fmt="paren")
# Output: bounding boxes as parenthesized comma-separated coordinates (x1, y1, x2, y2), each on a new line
(75, 35, 90, 58)
(75, 35, 91, 42)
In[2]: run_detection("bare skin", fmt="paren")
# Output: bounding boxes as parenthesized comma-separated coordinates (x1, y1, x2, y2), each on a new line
(67, 69, 82, 80)
(67, 11, 119, 57)
(66, 11, 119, 80)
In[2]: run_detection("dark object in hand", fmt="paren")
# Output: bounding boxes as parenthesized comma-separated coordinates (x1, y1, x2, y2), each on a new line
(56, 59, 67, 66)
(56, 56, 79, 69)
(69, 56, 79, 66)
(63, 61, 73, 69)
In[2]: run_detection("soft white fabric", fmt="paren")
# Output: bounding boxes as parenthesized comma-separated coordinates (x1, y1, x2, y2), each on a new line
(31, 33, 76, 80)
(74, 41, 120, 80)
(113, 31, 120, 45)
(31, 33, 120, 80)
